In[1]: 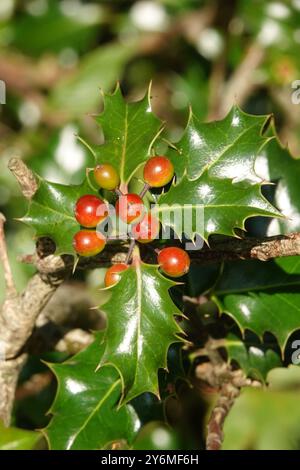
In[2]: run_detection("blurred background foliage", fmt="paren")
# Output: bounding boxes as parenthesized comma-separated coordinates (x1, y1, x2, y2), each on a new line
(1, 0, 300, 450)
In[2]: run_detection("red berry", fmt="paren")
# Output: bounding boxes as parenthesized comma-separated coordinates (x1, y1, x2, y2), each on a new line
(143, 156, 174, 188)
(131, 212, 160, 244)
(116, 193, 145, 224)
(158, 247, 190, 278)
(104, 263, 128, 287)
(94, 163, 120, 191)
(73, 230, 106, 257)
(75, 195, 108, 228)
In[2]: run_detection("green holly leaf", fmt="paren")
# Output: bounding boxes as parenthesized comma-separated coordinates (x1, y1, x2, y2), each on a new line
(100, 261, 184, 403)
(213, 256, 300, 351)
(168, 106, 270, 181)
(256, 138, 300, 235)
(155, 107, 281, 241)
(21, 177, 98, 255)
(225, 333, 282, 382)
(45, 333, 140, 450)
(94, 85, 162, 185)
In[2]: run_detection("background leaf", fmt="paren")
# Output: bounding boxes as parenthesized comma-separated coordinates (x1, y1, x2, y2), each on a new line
(0, 422, 41, 450)
(225, 332, 282, 381)
(213, 256, 300, 351)
(50, 42, 137, 117)
(223, 366, 300, 450)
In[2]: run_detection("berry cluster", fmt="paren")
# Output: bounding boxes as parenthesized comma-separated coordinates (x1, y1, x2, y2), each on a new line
(72, 156, 190, 286)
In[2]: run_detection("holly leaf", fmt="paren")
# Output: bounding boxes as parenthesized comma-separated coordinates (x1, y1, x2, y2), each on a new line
(100, 262, 184, 403)
(213, 256, 300, 351)
(168, 106, 270, 182)
(255, 137, 300, 235)
(225, 333, 282, 382)
(94, 85, 162, 185)
(155, 107, 281, 241)
(45, 332, 140, 450)
(21, 177, 98, 255)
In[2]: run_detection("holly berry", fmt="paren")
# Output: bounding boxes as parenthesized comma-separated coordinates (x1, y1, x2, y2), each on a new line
(73, 230, 106, 257)
(131, 212, 160, 243)
(104, 263, 128, 287)
(94, 163, 120, 191)
(75, 195, 108, 228)
(158, 247, 190, 278)
(116, 193, 145, 224)
(143, 156, 174, 188)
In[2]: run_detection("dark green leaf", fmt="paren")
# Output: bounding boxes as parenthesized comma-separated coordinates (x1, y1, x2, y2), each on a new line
(21, 177, 97, 255)
(168, 106, 270, 181)
(225, 333, 282, 381)
(101, 261, 184, 402)
(213, 256, 300, 350)
(156, 107, 281, 241)
(95, 85, 162, 185)
(45, 333, 140, 450)
(256, 138, 300, 234)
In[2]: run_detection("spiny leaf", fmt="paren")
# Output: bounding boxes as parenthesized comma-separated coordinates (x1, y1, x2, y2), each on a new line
(94, 85, 163, 185)
(225, 333, 282, 382)
(45, 333, 140, 450)
(21, 177, 97, 255)
(168, 106, 270, 182)
(213, 257, 300, 351)
(100, 262, 184, 403)
(155, 174, 279, 241)
(155, 107, 281, 241)
(255, 137, 300, 235)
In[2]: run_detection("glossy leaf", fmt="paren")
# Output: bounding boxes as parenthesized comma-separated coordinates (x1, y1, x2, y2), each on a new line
(101, 262, 184, 402)
(21, 177, 98, 255)
(225, 333, 281, 381)
(255, 138, 300, 235)
(45, 333, 140, 450)
(94, 85, 162, 185)
(168, 106, 270, 181)
(156, 107, 281, 241)
(213, 256, 300, 350)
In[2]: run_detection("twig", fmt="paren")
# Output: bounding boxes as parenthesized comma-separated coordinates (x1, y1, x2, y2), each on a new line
(195, 338, 261, 450)
(0, 160, 66, 426)
(0, 214, 16, 297)
(115, 188, 123, 197)
(211, 42, 265, 119)
(125, 239, 136, 264)
(139, 183, 150, 199)
(189, 232, 300, 263)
